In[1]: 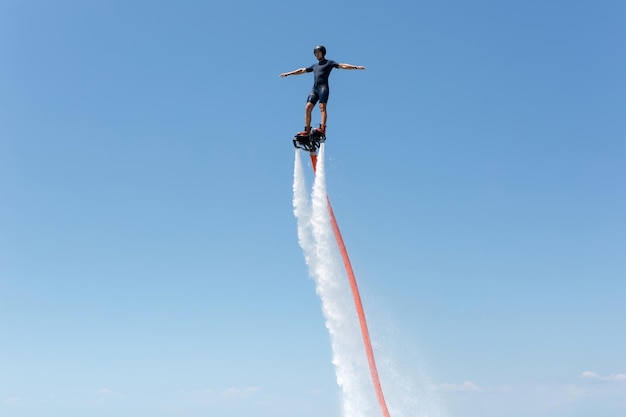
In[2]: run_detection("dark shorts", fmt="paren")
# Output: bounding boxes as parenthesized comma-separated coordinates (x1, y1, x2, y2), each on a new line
(307, 84, 330, 104)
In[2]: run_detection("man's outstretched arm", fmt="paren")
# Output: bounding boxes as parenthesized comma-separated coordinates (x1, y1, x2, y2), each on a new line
(280, 68, 308, 77)
(338, 63, 366, 70)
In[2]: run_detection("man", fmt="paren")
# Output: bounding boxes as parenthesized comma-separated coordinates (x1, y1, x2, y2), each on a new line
(280, 45, 365, 136)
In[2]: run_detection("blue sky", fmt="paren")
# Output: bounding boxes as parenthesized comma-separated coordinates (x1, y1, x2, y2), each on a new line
(1, 1, 625, 416)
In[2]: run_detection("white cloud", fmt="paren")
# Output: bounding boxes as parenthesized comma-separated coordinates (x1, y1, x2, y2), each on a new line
(218, 386, 261, 398)
(99, 388, 115, 395)
(439, 380, 486, 392)
(439, 373, 626, 417)
(163, 386, 264, 410)
(580, 371, 626, 381)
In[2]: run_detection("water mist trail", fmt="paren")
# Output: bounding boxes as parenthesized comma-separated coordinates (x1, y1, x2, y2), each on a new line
(293, 147, 377, 417)
(293, 145, 445, 417)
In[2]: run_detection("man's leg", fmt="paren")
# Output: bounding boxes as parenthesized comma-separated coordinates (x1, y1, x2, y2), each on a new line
(304, 102, 314, 131)
(298, 102, 315, 135)
(316, 85, 329, 133)
(319, 103, 327, 131)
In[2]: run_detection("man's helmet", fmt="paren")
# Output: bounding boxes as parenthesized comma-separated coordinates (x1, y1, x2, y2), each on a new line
(313, 45, 326, 56)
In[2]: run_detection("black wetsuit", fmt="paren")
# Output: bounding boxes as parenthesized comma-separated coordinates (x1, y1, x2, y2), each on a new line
(305, 59, 339, 104)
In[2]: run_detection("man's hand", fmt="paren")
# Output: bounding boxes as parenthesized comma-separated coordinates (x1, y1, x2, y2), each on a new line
(280, 68, 307, 77)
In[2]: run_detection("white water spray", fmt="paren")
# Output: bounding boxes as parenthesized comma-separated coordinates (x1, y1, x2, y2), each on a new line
(293, 145, 445, 417)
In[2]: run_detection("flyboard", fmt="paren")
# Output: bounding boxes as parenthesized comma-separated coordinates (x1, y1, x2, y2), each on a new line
(293, 128, 326, 153)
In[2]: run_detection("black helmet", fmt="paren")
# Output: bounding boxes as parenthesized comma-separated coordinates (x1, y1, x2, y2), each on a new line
(313, 45, 326, 56)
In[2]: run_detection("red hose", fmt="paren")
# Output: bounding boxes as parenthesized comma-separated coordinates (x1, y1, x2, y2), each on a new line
(310, 153, 391, 417)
